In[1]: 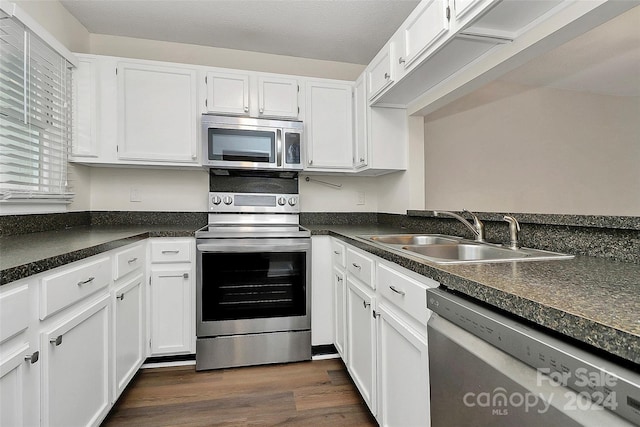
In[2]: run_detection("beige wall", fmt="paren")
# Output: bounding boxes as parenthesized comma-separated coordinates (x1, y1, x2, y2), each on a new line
(424, 81, 640, 216)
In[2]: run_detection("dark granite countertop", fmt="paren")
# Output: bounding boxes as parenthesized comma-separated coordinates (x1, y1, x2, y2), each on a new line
(308, 225, 640, 366)
(0, 225, 201, 285)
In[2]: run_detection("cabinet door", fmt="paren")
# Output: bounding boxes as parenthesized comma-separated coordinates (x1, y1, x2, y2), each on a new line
(205, 71, 250, 115)
(117, 61, 198, 162)
(0, 344, 39, 427)
(377, 303, 430, 427)
(402, 0, 451, 69)
(367, 42, 394, 101)
(258, 76, 299, 118)
(150, 269, 193, 355)
(353, 73, 368, 169)
(41, 295, 110, 427)
(113, 274, 145, 399)
(333, 268, 346, 359)
(346, 277, 376, 415)
(305, 81, 353, 169)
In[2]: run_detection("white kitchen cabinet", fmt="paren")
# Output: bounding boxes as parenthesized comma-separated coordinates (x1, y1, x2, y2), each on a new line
(304, 81, 354, 170)
(117, 61, 198, 163)
(401, 0, 451, 71)
(149, 268, 193, 355)
(113, 274, 145, 400)
(367, 42, 395, 102)
(205, 70, 250, 116)
(353, 73, 368, 169)
(41, 295, 110, 427)
(333, 267, 346, 358)
(258, 76, 299, 119)
(377, 303, 430, 427)
(346, 276, 377, 416)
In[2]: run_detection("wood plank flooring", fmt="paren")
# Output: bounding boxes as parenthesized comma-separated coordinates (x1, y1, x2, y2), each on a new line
(102, 358, 378, 426)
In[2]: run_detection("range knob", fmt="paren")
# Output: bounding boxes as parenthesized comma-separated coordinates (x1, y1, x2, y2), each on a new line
(211, 195, 222, 205)
(223, 196, 233, 205)
(288, 197, 297, 206)
(277, 197, 287, 206)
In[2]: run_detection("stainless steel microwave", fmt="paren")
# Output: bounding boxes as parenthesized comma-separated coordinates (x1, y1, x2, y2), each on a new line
(201, 114, 303, 171)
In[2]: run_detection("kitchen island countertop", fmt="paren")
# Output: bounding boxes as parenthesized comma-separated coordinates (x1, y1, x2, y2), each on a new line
(308, 224, 640, 366)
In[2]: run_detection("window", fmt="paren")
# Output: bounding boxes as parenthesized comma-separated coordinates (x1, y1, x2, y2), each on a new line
(0, 9, 74, 209)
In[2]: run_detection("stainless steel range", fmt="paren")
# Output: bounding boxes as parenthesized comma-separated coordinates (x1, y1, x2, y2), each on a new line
(195, 171, 311, 371)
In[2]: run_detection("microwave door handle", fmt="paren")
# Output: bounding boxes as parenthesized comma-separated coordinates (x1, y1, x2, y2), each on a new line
(276, 129, 283, 167)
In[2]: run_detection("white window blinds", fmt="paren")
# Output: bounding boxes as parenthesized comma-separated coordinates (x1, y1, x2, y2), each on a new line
(0, 9, 74, 202)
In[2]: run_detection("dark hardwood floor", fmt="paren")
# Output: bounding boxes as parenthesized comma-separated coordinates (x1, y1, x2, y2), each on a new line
(102, 358, 378, 426)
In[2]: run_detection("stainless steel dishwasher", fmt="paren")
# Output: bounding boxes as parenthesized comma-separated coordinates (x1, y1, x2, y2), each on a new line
(427, 288, 640, 426)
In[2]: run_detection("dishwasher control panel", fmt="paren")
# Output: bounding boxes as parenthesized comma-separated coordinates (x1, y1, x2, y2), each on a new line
(427, 288, 640, 426)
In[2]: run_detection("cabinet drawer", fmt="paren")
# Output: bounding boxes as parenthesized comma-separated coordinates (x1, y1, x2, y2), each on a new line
(0, 284, 30, 344)
(113, 244, 145, 280)
(40, 257, 111, 320)
(331, 240, 346, 269)
(150, 240, 192, 263)
(346, 248, 374, 289)
(377, 263, 428, 326)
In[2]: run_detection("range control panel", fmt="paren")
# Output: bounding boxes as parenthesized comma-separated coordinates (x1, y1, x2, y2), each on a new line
(427, 288, 640, 426)
(208, 192, 299, 213)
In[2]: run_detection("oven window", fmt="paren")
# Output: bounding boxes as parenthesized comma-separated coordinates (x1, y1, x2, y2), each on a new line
(201, 252, 306, 321)
(208, 128, 275, 163)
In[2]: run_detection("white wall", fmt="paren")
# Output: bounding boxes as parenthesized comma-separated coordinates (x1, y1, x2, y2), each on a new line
(424, 81, 640, 216)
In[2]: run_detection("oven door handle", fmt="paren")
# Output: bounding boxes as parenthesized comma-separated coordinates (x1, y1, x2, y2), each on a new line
(197, 243, 310, 253)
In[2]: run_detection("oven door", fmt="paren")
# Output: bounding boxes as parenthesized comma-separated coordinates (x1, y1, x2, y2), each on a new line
(196, 238, 311, 337)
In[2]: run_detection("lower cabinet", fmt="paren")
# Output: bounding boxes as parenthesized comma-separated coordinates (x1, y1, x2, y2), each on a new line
(0, 343, 39, 427)
(346, 277, 377, 416)
(149, 268, 193, 355)
(377, 303, 430, 427)
(333, 267, 346, 358)
(113, 274, 145, 399)
(41, 295, 110, 427)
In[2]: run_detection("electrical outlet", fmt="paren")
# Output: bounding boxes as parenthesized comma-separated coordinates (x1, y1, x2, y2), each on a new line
(357, 191, 365, 205)
(130, 187, 141, 202)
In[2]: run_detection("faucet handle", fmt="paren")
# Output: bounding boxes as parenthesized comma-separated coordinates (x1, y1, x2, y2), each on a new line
(503, 215, 520, 249)
(503, 215, 520, 231)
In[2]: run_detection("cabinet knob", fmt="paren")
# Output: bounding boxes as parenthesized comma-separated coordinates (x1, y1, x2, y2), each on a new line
(384, 72, 390, 80)
(259, 107, 264, 114)
(359, 157, 365, 162)
(398, 57, 405, 64)
(24, 351, 39, 364)
(50, 335, 63, 346)
(244, 106, 249, 113)
(308, 159, 313, 165)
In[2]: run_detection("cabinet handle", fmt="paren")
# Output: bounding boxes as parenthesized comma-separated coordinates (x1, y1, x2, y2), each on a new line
(359, 157, 365, 162)
(50, 335, 63, 346)
(352, 263, 361, 270)
(244, 106, 249, 113)
(389, 285, 406, 296)
(384, 72, 390, 80)
(398, 57, 405, 64)
(308, 159, 313, 165)
(127, 257, 138, 264)
(363, 301, 371, 309)
(158, 273, 189, 279)
(333, 250, 340, 255)
(24, 351, 39, 364)
(116, 293, 125, 301)
(372, 310, 380, 319)
(259, 107, 264, 114)
(77, 277, 95, 286)
(161, 250, 179, 254)
(336, 276, 343, 282)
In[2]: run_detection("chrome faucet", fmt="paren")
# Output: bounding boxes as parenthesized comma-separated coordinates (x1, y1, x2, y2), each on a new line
(433, 210, 485, 242)
(503, 215, 521, 250)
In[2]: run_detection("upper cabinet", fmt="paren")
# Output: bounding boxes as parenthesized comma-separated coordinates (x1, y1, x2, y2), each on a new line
(205, 71, 250, 116)
(400, 0, 451, 72)
(304, 81, 354, 170)
(204, 71, 299, 119)
(117, 61, 198, 163)
(367, 42, 395, 102)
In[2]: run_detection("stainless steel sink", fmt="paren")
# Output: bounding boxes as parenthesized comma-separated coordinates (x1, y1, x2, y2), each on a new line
(368, 234, 459, 245)
(357, 234, 574, 264)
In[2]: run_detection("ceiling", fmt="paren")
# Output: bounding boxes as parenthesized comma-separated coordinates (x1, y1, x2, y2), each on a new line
(498, 4, 640, 97)
(60, 0, 420, 65)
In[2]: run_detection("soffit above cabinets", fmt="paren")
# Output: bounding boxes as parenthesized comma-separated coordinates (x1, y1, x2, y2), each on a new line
(60, 0, 420, 65)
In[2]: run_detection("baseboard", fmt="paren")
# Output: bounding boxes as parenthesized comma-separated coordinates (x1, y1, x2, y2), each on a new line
(312, 344, 338, 356)
(142, 353, 196, 369)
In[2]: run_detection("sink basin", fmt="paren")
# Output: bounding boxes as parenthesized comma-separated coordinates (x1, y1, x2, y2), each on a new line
(366, 234, 460, 245)
(357, 233, 574, 264)
(402, 243, 528, 262)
